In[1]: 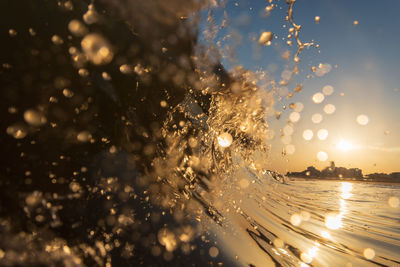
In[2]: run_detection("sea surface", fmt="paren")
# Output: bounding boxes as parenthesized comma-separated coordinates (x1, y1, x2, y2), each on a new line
(213, 175, 400, 267)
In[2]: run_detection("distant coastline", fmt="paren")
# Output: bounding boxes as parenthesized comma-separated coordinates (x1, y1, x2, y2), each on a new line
(286, 161, 400, 183)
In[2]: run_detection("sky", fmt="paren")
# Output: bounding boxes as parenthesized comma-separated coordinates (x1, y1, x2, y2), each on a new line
(200, 0, 400, 174)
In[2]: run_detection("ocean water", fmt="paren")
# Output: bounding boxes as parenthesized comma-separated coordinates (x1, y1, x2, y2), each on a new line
(213, 174, 400, 266)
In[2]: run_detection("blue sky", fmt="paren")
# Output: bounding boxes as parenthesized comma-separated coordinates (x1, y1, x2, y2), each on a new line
(199, 0, 400, 173)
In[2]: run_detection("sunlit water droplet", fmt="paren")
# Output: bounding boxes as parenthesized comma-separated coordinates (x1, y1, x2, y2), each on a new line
(363, 248, 375, 260)
(311, 113, 323, 124)
(356, 114, 369, 125)
(6, 123, 27, 139)
(314, 63, 331, 77)
(285, 144, 295, 155)
(8, 28, 17, 36)
(323, 104, 336, 114)
(290, 213, 302, 226)
(158, 228, 177, 252)
(317, 151, 328, 162)
(68, 20, 87, 36)
(81, 34, 113, 65)
(217, 132, 232, 148)
(209, 246, 219, 258)
(294, 102, 304, 112)
(119, 64, 135, 75)
(102, 72, 111, 81)
(77, 131, 92, 143)
(322, 85, 334, 95)
(317, 129, 328, 140)
(63, 88, 74, 98)
(24, 109, 47, 126)
(289, 112, 300, 123)
(312, 92, 325, 104)
(78, 68, 89, 77)
(83, 4, 100, 24)
(258, 31, 273, 46)
(303, 129, 313, 141)
(51, 35, 64, 45)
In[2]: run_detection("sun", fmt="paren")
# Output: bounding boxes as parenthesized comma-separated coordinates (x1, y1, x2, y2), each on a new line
(336, 139, 354, 151)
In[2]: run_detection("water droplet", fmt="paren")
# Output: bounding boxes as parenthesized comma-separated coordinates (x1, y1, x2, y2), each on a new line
(258, 31, 273, 46)
(158, 228, 177, 252)
(317, 129, 328, 140)
(322, 85, 334, 95)
(303, 129, 313, 141)
(356, 114, 369, 125)
(209, 246, 219, 258)
(51, 35, 64, 45)
(24, 109, 47, 126)
(294, 102, 304, 112)
(8, 29, 17, 37)
(290, 213, 302, 226)
(77, 131, 92, 142)
(353, 20, 359, 26)
(102, 72, 111, 81)
(81, 34, 113, 65)
(311, 113, 323, 124)
(217, 132, 232, 148)
(289, 112, 300, 123)
(323, 104, 336, 114)
(78, 68, 89, 77)
(314, 16, 320, 24)
(265, 4, 274, 12)
(28, 28, 36, 36)
(286, 144, 295, 154)
(317, 151, 328, 162)
(312, 92, 325, 104)
(314, 63, 331, 77)
(294, 84, 303, 93)
(63, 88, 74, 98)
(160, 100, 168, 108)
(6, 123, 27, 139)
(83, 4, 100, 24)
(68, 20, 87, 36)
(363, 248, 375, 260)
(120, 64, 135, 74)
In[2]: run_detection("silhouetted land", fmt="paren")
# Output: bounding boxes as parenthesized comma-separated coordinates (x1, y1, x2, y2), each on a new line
(287, 161, 400, 183)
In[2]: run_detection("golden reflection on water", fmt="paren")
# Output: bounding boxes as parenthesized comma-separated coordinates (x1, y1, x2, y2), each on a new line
(324, 182, 353, 231)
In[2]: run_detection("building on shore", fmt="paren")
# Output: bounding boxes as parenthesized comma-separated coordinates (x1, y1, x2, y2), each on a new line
(287, 161, 362, 179)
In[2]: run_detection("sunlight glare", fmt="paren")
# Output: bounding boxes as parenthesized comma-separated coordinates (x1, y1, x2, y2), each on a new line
(325, 213, 342, 230)
(337, 139, 354, 151)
